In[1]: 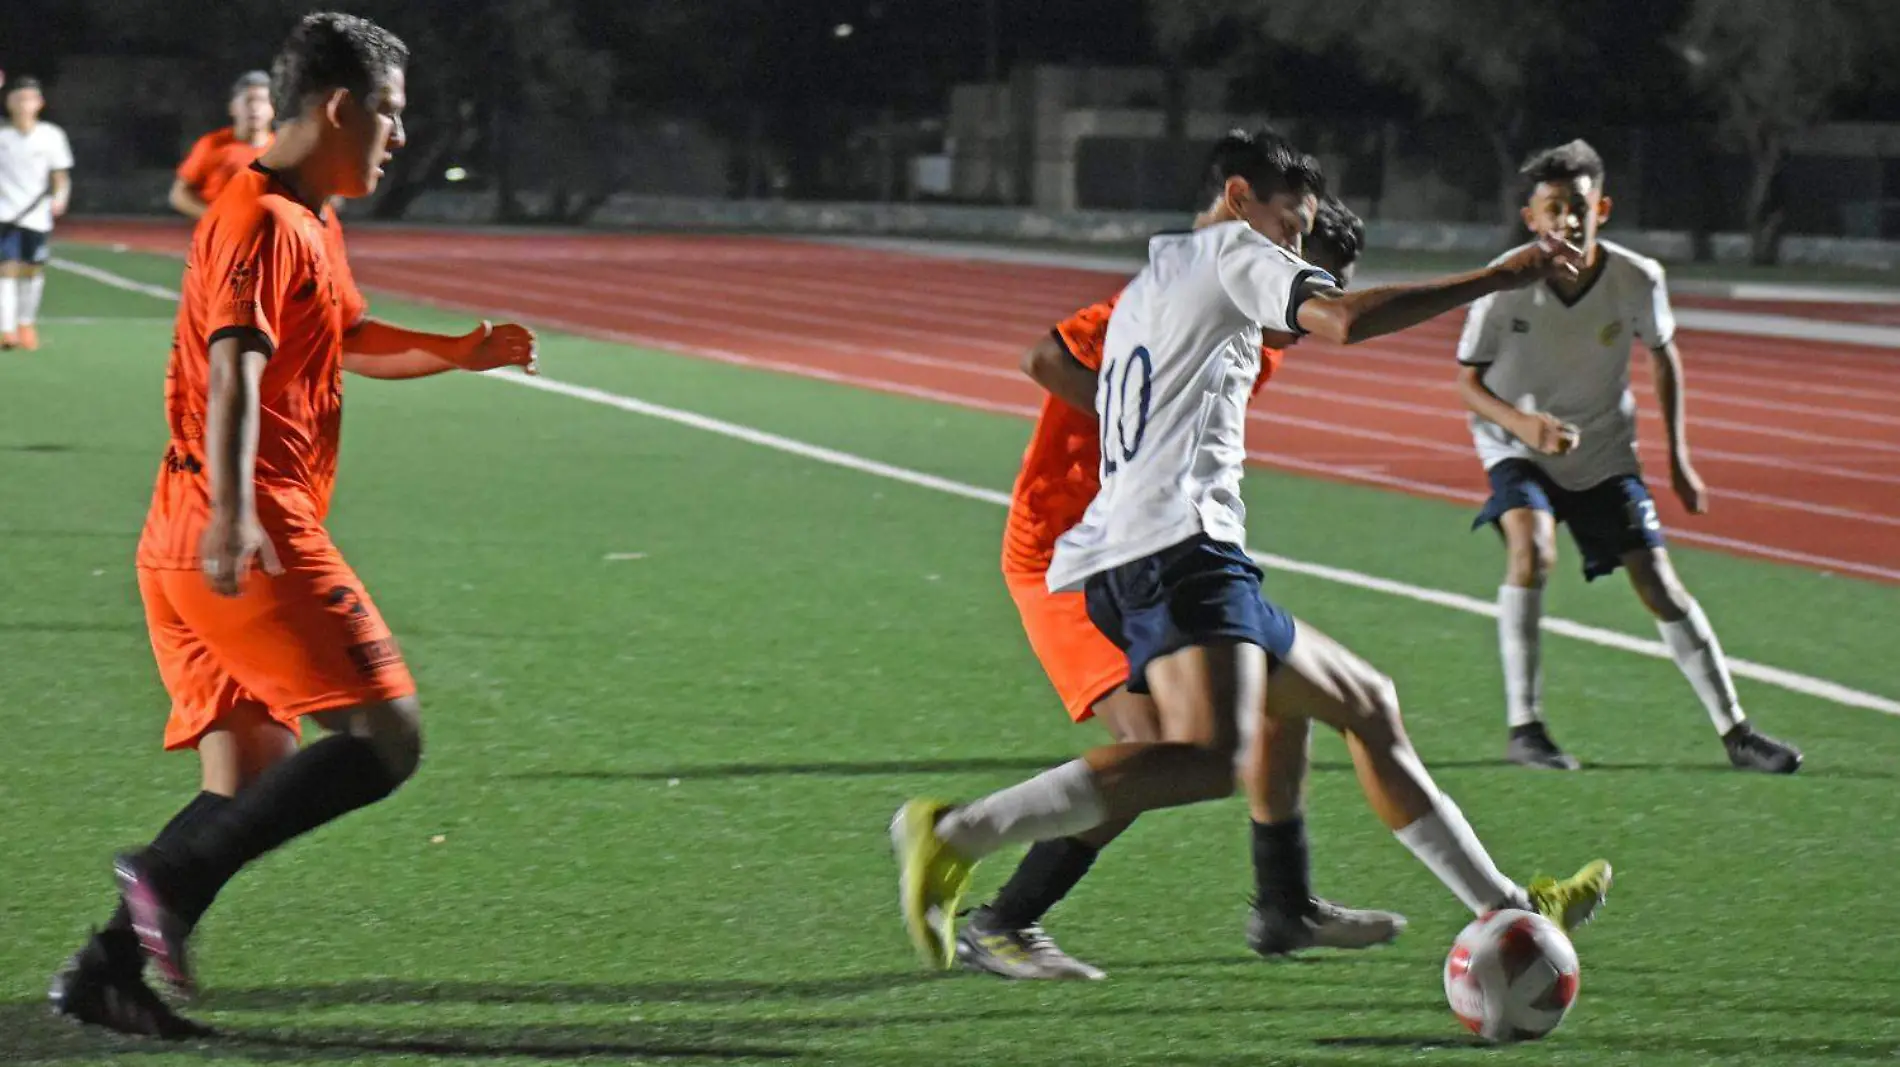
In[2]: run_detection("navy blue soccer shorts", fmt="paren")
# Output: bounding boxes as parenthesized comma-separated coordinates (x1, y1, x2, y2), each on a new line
(1083, 533, 1297, 693)
(1472, 458, 1666, 580)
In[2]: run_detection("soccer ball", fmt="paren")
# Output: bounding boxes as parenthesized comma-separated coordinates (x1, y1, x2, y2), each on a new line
(1442, 909, 1580, 1043)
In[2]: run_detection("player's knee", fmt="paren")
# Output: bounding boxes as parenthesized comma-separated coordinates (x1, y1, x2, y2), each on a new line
(356, 697, 425, 785)
(1627, 554, 1690, 621)
(1346, 673, 1406, 745)
(1503, 537, 1553, 588)
(1093, 689, 1163, 744)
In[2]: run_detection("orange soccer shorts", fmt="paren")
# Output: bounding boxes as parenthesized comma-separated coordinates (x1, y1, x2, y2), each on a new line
(1004, 568, 1129, 722)
(139, 531, 417, 751)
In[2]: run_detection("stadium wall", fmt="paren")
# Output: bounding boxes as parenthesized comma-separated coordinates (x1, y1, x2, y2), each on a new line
(387, 191, 1900, 270)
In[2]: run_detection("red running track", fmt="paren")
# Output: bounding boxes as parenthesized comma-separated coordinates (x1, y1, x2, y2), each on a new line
(66, 222, 1900, 583)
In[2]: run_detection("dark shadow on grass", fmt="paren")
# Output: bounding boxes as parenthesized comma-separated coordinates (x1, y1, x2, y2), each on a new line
(1403, 757, 1897, 780)
(510, 754, 1895, 783)
(222, 1026, 800, 1062)
(506, 756, 1073, 782)
(202, 973, 944, 1011)
(6, 994, 1470, 1064)
(0, 443, 76, 453)
(1578, 760, 1896, 780)
(1313, 1034, 1488, 1050)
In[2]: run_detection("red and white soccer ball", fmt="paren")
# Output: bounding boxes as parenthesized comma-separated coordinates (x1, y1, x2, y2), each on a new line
(1443, 909, 1580, 1043)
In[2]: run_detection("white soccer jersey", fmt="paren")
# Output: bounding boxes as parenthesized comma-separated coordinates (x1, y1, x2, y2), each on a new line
(1455, 239, 1675, 491)
(1045, 221, 1331, 593)
(0, 122, 74, 233)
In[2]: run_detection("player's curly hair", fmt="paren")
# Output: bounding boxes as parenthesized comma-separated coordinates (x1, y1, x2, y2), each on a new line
(1307, 196, 1365, 272)
(1201, 126, 1326, 204)
(1519, 139, 1605, 189)
(270, 12, 409, 116)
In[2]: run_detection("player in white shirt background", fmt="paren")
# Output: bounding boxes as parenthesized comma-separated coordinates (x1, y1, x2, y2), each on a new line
(0, 75, 75, 351)
(1456, 139, 1802, 775)
(892, 129, 1613, 972)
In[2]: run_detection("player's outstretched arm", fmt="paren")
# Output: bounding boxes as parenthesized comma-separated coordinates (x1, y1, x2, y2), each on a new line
(1647, 341, 1707, 513)
(342, 319, 538, 380)
(1020, 332, 1097, 414)
(1296, 239, 1582, 346)
(200, 333, 283, 596)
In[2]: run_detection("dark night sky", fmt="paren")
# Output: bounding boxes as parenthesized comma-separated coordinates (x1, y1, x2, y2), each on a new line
(3, 0, 1894, 121)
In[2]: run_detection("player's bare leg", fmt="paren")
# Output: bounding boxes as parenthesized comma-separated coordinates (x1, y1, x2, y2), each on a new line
(50, 706, 291, 1038)
(1270, 621, 1610, 931)
(1496, 508, 1575, 769)
(894, 644, 1257, 967)
(1242, 708, 1407, 955)
(957, 687, 1156, 980)
(1623, 547, 1800, 773)
(116, 696, 423, 995)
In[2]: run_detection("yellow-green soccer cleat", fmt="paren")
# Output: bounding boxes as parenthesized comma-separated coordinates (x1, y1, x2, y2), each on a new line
(889, 799, 976, 969)
(1526, 859, 1614, 932)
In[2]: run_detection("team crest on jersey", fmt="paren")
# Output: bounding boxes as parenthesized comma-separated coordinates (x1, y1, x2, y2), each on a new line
(1599, 320, 1623, 346)
(1510, 319, 1530, 333)
(227, 262, 257, 300)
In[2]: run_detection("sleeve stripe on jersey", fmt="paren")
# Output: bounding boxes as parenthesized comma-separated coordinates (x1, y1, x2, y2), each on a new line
(1048, 326, 1075, 359)
(1283, 268, 1336, 335)
(1457, 355, 1495, 366)
(207, 325, 276, 356)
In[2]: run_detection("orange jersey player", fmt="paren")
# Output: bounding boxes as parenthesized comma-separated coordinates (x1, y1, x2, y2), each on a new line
(171, 71, 275, 219)
(51, 14, 537, 1039)
(960, 197, 1390, 980)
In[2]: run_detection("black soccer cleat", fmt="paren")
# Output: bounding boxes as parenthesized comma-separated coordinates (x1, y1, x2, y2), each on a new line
(114, 852, 198, 1000)
(1506, 722, 1580, 771)
(48, 932, 213, 1040)
(1723, 723, 1802, 775)
(1247, 898, 1407, 956)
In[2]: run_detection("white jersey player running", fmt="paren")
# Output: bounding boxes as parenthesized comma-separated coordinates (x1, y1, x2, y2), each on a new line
(0, 75, 75, 352)
(1456, 139, 1801, 775)
(892, 128, 1613, 971)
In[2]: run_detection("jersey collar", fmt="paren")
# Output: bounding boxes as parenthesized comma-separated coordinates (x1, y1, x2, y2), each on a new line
(248, 160, 329, 221)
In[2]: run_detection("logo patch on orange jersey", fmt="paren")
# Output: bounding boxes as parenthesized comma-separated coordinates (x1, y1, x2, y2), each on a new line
(346, 637, 405, 677)
(227, 261, 257, 299)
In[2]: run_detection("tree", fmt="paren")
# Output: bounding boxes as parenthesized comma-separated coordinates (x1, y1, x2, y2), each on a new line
(1153, 0, 1583, 234)
(1675, 0, 1898, 264)
(72, 0, 617, 222)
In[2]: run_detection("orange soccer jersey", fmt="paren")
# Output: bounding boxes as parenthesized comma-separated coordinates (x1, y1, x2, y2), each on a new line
(136, 163, 411, 750)
(177, 127, 274, 208)
(1002, 292, 1286, 721)
(138, 163, 367, 569)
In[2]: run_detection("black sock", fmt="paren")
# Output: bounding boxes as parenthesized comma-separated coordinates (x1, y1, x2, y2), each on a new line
(100, 791, 232, 959)
(153, 734, 401, 924)
(986, 837, 1101, 929)
(1252, 817, 1314, 916)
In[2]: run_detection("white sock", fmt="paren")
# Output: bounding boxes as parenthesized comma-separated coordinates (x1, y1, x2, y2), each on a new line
(0, 277, 16, 333)
(1658, 599, 1744, 735)
(18, 272, 43, 325)
(1395, 794, 1525, 915)
(934, 759, 1108, 861)
(1497, 585, 1544, 728)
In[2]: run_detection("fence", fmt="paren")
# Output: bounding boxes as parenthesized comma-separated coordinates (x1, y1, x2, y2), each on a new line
(56, 107, 1900, 246)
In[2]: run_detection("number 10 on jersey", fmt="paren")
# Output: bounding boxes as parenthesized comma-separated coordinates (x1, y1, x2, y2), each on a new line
(1099, 346, 1153, 476)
